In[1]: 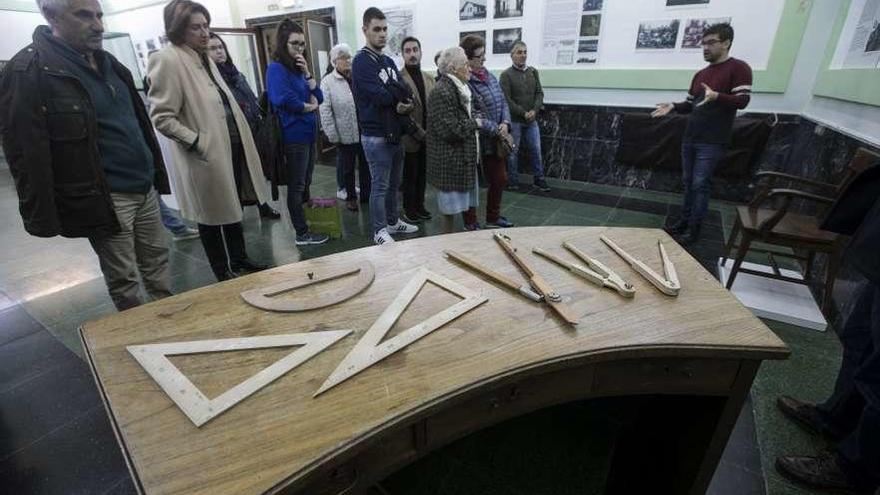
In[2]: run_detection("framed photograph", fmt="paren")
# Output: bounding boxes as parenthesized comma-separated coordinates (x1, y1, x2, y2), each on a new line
(493, 27, 523, 54)
(494, 0, 524, 19)
(681, 17, 730, 49)
(460, 0, 487, 21)
(636, 19, 680, 49)
(461, 30, 487, 42)
(583, 0, 603, 11)
(578, 39, 598, 53)
(666, 0, 709, 5)
(580, 14, 601, 37)
(867, 21, 880, 52)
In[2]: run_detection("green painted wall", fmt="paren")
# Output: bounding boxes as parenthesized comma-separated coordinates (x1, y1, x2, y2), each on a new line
(812, 0, 880, 107)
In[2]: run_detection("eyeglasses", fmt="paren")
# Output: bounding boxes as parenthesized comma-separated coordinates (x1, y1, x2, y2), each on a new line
(287, 41, 306, 47)
(700, 39, 722, 47)
(469, 53, 486, 61)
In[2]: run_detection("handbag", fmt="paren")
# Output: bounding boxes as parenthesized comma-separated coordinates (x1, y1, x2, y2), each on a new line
(496, 131, 516, 159)
(255, 92, 287, 201)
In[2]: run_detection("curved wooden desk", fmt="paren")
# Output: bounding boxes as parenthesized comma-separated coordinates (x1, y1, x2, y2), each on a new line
(80, 227, 789, 495)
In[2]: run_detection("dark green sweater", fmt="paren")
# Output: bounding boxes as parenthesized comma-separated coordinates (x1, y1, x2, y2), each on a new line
(499, 65, 545, 124)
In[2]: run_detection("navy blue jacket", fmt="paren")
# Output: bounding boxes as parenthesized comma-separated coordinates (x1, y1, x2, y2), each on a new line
(351, 47, 411, 138)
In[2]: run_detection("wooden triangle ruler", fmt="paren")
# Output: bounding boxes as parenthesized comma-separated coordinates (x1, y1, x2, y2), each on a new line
(314, 268, 488, 397)
(128, 330, 351, 427)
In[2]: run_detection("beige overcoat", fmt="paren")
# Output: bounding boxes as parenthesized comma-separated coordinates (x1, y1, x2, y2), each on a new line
(147, 44, 268, 226)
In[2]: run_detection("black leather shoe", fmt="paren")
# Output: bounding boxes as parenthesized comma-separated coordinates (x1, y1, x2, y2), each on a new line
(777, 396, 842, 441)
(231, 259, 270, 276)
(676, 224, 702, 245)
(776, 451, 875, 494)
(215, 269, 239, 282)
(416, 208, 432, 220)
(259, 204, 281, 219)
(665, 217, 689, 236)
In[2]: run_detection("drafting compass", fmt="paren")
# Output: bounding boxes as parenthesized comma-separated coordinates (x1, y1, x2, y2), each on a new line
(600, 235, 680, 296)
(445, 232, 580, 326)
(532, 241, 635, 298)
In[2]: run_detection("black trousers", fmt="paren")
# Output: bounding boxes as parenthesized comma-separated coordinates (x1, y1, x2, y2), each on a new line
(338, 143, 371, 202)
(402, 148, 427, 214)
(819, 282, 880, 487)
(198, 222, 248, 279)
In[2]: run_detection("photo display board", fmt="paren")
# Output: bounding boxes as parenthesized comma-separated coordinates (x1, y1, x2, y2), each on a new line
(355, 0, 786, 72)
(830, 0, 880, 69)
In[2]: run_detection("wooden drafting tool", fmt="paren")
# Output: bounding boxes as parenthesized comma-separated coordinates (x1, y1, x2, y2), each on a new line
(240, 261, 375, 312)
(532, 243, 635, 298)
(600, 235, 680, 296)
(314, 268, 488, 397)
(446, 233, 580, 326)
(128, 331, 352, 427)
(444, 250, 542, 302)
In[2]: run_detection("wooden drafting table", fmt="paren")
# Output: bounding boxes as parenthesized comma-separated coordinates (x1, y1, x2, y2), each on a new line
(80, 227, 789, 495)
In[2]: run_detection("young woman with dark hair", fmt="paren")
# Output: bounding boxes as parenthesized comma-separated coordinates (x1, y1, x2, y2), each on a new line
(266, 19, 329, 245)
(207, 32, 281, 220)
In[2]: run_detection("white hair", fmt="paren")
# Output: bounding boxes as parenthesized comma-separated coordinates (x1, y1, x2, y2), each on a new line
(437, 46, 466, 76)
(329, 43, 352, 66)
(35, 0, 72, 20)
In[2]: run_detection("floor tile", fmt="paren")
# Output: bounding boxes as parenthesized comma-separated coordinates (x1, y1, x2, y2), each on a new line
(0, 304, 43, 346)
(0, 321, 80, 395)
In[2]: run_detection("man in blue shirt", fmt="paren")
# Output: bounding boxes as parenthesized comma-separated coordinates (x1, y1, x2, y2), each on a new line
(0, 0, 172, 310)
(351, 7, 419, 245)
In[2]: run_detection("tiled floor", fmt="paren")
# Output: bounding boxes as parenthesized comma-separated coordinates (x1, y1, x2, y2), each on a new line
(0, 157, 835, 494)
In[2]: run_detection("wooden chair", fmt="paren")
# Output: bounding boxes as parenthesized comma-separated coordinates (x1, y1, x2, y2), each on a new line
(721, 148, 879, 315)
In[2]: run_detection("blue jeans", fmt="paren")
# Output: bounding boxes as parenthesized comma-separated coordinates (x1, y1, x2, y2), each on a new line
(679, 142, 725, 226)
(508, 120, 544, 185)
(158, 196, 189, 235)
(361, 135, 403, 234)
(284, 142, 315, 236)
(818, 283, 880, 486)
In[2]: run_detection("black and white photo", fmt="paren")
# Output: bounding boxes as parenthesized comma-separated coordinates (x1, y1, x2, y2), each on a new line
(583, 0, 603, 11)
(866, 20, 880, 52)
(580, 14, 601, 37)
(461, 30, 487, 42)
(495, 0, 524, 19)
(460, 0, 487, 21)
(681, 17, 730, 48)
(666, 0, 710, 6)
(636, 19, 680, 49)
(578, 39, 598, 52)
(493, 27, 523, 54)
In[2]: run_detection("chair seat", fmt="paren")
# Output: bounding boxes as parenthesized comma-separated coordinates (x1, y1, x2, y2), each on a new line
(736, 206, 839, 244)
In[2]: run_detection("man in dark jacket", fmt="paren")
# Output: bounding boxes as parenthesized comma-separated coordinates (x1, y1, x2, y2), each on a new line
(775, 161, 880, 494)
(0, 0, 172, 311)
(351, 7, 419, 245)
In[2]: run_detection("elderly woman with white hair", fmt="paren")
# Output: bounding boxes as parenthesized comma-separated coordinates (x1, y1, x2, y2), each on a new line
(426, 46, 483, 234)
(319, 43, 370, 211)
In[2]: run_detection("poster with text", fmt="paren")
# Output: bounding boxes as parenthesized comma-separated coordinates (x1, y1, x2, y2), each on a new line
(540, 0, 581, 65)
(636, 19, 680, 49)
(460, 0, 487, 21)
(681, 17, 731, 48)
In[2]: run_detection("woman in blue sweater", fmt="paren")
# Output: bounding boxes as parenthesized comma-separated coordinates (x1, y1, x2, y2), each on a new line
(266, 19, 328, 245)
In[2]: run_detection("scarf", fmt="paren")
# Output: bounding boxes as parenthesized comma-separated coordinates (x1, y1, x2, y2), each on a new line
(471, 66, 489, 83)
(216, 60, 240, 87)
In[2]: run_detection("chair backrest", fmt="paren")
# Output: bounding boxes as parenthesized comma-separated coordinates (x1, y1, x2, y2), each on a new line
(835, 147, 880, 199)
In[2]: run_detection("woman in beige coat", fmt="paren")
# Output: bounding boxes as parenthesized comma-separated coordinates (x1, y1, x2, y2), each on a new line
(148, 0, 270, 281)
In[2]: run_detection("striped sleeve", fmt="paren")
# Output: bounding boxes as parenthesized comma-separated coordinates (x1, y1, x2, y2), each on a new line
(717, 60, 753, 110)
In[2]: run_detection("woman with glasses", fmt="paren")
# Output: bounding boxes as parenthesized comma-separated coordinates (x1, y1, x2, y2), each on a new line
(266, 19, 328, 245)
(459, 34, 515, 231)
(148, 0, 271, 281)
(319, 43, 370, 212)
(206, 31, 282, 221)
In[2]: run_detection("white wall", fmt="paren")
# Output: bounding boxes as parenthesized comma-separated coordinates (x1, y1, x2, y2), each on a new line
(233, 0, 342, 28)
(0, 10, 45, 59)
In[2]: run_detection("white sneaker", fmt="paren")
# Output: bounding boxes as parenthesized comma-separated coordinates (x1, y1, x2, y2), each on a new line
(336, 188, 347, 200)
(374, 228, 395, 245)
(387, 219, 419, 235)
